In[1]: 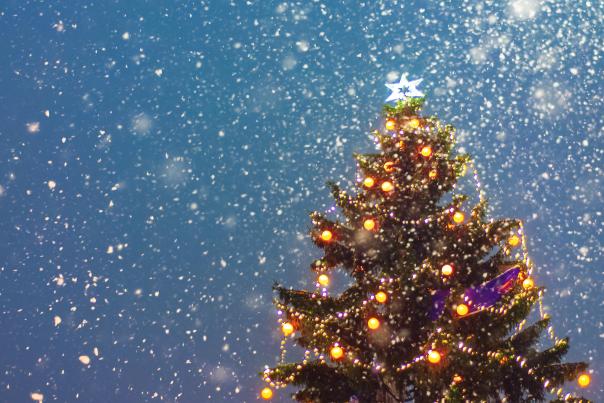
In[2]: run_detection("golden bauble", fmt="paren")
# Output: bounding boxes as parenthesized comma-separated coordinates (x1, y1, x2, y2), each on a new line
(367, 317, 380, 330)
(375, 291, 388, 303)
(260, 387, 273, 400)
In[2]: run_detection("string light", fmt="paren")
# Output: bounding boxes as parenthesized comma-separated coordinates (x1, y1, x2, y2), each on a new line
(385, 119, 396, 131)
(428, 169, 438, 179)
(363, 177, 375, 188)
(383, 161, 395, 172)
(381, 181, 394, 192)
(375, 291, 388, 303)
(320, 230, 333, 242)
(453, 374, 463, 383)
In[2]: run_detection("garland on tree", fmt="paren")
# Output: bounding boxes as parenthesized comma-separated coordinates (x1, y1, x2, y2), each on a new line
(259, 77, 591, 402)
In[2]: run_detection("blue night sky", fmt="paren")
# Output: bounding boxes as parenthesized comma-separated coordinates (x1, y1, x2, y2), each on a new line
(0, 0, 602, 401)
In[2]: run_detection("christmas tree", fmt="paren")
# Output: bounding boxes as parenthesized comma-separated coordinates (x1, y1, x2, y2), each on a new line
(260, 78, 591, 402)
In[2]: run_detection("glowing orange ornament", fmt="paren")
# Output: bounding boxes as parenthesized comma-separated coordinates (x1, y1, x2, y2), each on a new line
(428, 169, 438, 180)
(330, 346, 344, 360)
(441, 264, 454, 276)
(320, 230, 333, 242)
(427, 350, 441, 364)
(385, 119, 396, 131)
(578, 373, 591, 388)
(260, 387, 273, 400)
(375, 291, 388, 303)
(383, 161, 395, 173)
(420, 145, 433, 158)
(453, 374, 463, 383)
(281, 322, 294, 336)
(453, 211, 465, 224)
(318, 274, 330, 287)
(508, 235, 520, 247)
(363, 177, 375, 188)
(381, 181, 394, 193)
(522, 277, 534, 290)
(363, 218, 376, 231)
(367, 317, 380, 330)
(456, 303, 469, 316)
(408, 118, 420, 129)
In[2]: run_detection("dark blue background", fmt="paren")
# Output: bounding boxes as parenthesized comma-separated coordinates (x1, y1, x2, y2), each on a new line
(0, 1, 602, 401)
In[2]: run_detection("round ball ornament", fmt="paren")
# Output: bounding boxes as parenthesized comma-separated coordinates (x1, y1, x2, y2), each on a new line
(441, 264, 454, 276)
(281, 322, 294, 336)
(330, 346, 344, 360)
(578, 373, 591, 388)
(452, 211, 465, 224)
(420, 145, 433, 158)
(385, 119, 396, 131)
(427, 350, 441, 364)
(456, 303, 469, 316)
(363, 218, 376, 231)
(367, 317, 380, 330)
(261, 387, 273, 400)
(375, 291, 388, 303)
(508, 235, 520, 247)
(408, 118, 420, 129)
(522, 278, 534, 290)
(363, 177, 375, 188)
(381, 181, 394, 193)
(318, 274, 330, 287)
(320, 230, 333, 242)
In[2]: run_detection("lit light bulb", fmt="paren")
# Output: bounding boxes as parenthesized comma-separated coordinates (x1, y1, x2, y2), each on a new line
(320, 230, 333, 242)
(281, 322, 294, 336)
(363, 218, 376, 231)
(330, 346, 344, 360)
(363, 177, 375, 188)
(453, 374, 462, 383)
(367, 317, 380, 330)
(456, 303, 469, 316)
(260, 387, 273, 400)
(318, 274, 330, 287)
(420, 145, 432, 157)
(385, 119, 396, 131)
(428, 169, 438, 179)
(453, 211, 465, 224)
(441, 264, 454, 276)
(427, 350, 441, 364)
(381, 181, 394, 192)
(375, 291, 388, 303)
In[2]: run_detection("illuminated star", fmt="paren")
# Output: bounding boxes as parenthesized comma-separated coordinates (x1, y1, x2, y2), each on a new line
(385, 74, 424, 102)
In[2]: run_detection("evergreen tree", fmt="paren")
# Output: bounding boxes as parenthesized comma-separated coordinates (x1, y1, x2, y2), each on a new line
(260, 97, 590, 402)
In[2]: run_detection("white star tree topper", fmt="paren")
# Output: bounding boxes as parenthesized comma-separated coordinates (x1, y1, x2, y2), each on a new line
(385, 74, 424, 102)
